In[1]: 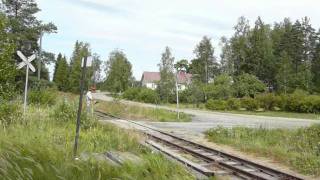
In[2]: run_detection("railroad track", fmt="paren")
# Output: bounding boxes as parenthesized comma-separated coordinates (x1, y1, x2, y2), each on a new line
(95, 110, 303, 180)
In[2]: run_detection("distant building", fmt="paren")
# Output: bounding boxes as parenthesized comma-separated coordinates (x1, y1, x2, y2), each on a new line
(140, 71, 192, 91)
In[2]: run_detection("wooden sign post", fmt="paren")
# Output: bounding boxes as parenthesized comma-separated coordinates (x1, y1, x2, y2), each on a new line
(73, 56, 92, 158)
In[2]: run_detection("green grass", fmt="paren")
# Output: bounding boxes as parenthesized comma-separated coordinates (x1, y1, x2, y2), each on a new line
(166, 103, 320, 120)
(216, 110, 320, 120)
(96, 100, 192, 122)
(205, 126, 320, 176)
(0, 99, 194, 179)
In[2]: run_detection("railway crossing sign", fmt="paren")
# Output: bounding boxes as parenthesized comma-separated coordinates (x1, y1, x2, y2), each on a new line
(81, 56, 92, 67)
(16, 51, 37, 114)
(17, 51, 36, 72)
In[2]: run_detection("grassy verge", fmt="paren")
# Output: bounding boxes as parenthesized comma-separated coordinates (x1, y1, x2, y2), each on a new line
(216, 110, 320, 120)
(166, 103, 320, 120)
(96, 100, 192, 122)
(0, 98, 194, 179)
(205, 126, 320, 176)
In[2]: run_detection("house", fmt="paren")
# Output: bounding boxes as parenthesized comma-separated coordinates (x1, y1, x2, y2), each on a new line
(140, 71, 192, 91)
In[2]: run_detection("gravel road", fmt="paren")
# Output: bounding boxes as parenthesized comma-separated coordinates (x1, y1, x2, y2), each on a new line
(93, 92, 319, 133)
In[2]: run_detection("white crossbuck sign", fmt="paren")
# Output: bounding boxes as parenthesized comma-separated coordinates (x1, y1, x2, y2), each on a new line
(16, 51, 37, 115)
(17, 51, 36, 72)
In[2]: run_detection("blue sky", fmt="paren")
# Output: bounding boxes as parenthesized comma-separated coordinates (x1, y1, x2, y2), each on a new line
(36, 0, 320, 80)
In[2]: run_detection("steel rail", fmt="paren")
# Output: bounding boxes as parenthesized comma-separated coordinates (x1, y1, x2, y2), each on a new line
(95, 110, 303, 180)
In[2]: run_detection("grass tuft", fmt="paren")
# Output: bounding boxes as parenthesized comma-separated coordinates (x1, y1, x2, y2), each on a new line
(0, 97, 194, 179)
(205, 125, 320, 176)
(96, 100, 192, 122)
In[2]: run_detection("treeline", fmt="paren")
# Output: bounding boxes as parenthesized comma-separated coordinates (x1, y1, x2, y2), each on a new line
(52, 42, 102, 93)
(0, 0, 57, 100)
(220, 16, 320, 93)
(119, 16, 320, 114)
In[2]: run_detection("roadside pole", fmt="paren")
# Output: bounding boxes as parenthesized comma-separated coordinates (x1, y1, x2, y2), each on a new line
(176, 71, 180, 120)
(37, 32, 43, 123)
(38, 32, 42, 81)
(73, 56, 87, 158)
(24, 63, 29, 114)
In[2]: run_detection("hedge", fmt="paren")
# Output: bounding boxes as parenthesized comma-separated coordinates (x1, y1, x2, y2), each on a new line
(206, 91, 320, 113)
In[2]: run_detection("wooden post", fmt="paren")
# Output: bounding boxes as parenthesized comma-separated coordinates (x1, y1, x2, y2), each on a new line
(73, 56, 87, 158)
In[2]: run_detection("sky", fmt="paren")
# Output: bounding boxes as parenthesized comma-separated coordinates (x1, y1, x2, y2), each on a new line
(36, 0, 320, 80)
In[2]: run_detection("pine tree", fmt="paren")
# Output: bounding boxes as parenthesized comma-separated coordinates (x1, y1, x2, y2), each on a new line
(247, 17, 275, 86)
(0, 13, 16, 99)
(276, 51, 295, 93)
(53, 53, 62, 83)
(312, 31, 320, 92)
(68, 41, 90, 93)
(53, 54, 69, 91)
(158, 46, 175, 103)
(230, 16, 250, 76)
(219, 36, 234, 75)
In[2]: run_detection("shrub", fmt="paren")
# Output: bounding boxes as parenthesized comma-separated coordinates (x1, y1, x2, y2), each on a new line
(268, 91, 320, 113)
(51, 100, 97, 129)
(137, 88, 159, 104)
(256, 93, 278, 110)
(226, 98, 241, 110)
(299, 95, 320, 113)
(233, 73, 266, 98)
(0, 102, 22, 128)
(206, 99, 228, 110)
(28, 89, 57, 106)
(240, 97, 259, 111)
(205, 74, 234, 100)
(178, 90, 189, 103)
(52, 100, 76, 123)
(284, 90, 309, 112)
(122, 88, 141, 101)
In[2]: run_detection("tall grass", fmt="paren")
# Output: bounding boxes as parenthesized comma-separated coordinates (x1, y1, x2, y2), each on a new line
(96, 100, 192, 122)
(206, 125, 320, 176)
(0, 98, 194, 179)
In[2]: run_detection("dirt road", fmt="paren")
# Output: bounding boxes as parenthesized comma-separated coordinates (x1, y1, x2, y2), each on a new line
(93, 92, 319, 133)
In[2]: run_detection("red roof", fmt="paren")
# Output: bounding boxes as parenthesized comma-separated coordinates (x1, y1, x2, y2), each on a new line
(141, 71, 192, 84)
(141, 72, 161, 83)
(177, 72, 192, 84)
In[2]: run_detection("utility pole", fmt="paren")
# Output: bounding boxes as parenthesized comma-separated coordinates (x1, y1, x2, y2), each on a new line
(38, 32, 43, 81)
(204, 60, 208, 102)
(176, 70, 180, 120)
(73, 56, 88, 158)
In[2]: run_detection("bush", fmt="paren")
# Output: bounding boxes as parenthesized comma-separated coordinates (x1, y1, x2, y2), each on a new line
(28, 89, 57, 106)
(298, 95, 320, 113)
(51, 100, 97, 129)
(205, 125, 320, 176)
(226, 98, 241, 110)
(52, 100, 76, 123)
(255, 93, 279, 110)
(240, 97, 259, 111)
(233, 73, 266, 98)
(206, 99, 228, 110)
(284, 90, 309, 112)
(0, 102, 22, 128)
(205, 74, 234, 100)
(122, 88, 141, 101)
(122, 88, 159, 104)
(137, 88, 159, 104)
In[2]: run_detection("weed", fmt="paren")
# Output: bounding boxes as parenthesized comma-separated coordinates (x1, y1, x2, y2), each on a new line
(206, 125, 320, 176)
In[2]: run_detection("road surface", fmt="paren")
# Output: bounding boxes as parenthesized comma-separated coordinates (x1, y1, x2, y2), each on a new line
(93, 92, 319, 133)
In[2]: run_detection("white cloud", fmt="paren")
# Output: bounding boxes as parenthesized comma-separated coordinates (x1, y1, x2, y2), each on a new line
(37, 0, 320, 79)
